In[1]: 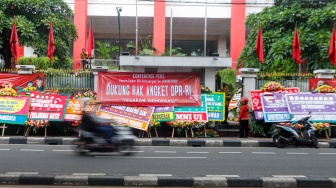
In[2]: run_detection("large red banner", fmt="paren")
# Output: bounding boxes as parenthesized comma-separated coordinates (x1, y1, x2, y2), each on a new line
(309, 78, 336, 91)
(97, 72, 201, 106)
(0, 73, 45, 91)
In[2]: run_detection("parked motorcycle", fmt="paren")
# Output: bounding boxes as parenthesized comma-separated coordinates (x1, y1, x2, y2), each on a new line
(272, 112, 319, 148)
(73, 115, 137, 156)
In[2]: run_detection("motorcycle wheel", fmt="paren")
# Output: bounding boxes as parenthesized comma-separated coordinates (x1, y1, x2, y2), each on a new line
(273, 134, 287, 148)
(74, 145, 88, 155)
(310, 135, 319, 148)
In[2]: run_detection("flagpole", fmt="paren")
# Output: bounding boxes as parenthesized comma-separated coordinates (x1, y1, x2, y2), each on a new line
(258, 21, 261, 70)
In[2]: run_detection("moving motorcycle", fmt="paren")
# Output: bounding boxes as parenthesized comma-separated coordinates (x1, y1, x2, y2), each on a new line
(73, 114, 137, 156)
(272, 112, 319, 148)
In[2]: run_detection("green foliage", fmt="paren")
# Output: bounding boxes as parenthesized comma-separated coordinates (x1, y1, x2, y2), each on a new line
(250, 112, 274, 137)
(95, 41, 119, 59)
(217, 69, 240, 93)
(0, 0, 78, 68)
(238, 0, 336, 73)
(164, 47, 187, 56)
(18, 56, 73, 70)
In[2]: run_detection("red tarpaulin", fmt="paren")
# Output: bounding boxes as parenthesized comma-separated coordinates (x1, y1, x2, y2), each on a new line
(97, 72, 201, 106)
(10, 20, 20, 62)
(86, 23, 94, 59)
(48, 20, 55, 62)
(255, 25, 264, 63)
(329, 26, 336, 66)
(292, 28, 301, 64)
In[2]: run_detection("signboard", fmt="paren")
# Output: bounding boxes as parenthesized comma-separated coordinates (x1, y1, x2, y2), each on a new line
(228, 88, 242, 110)
(254, 111, 264, 121)
(28, 91, 68, 121)
(309, 78, 336, 91)
(174, 94, 208, 122)
(260, 93, 290, 122)
(285, 93, 336, 122)
(97, 72, 201, 107)
(249, 87, 300, 111)
(0, 96, 30, 124)
(97, 106, 155, 131)
(0, 73, 45, 92)
(152, 107, 175, 122)
(64, 99, 84, 122)
(206, 93, 225, 121)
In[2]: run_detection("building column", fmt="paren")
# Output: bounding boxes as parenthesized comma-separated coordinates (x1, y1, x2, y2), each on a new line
(230, 0, 246, 69)
(153, 1, 166, 54)
(239, 68, 259, 107)
(73, 0, 88, 70)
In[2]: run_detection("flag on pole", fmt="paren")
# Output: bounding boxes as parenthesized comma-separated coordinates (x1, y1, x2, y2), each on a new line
(329, 25, 336, 66)
(292, 28, 301, 64)
(255, 25, 264, 63)
(86, 22, 94, 59)
(47, 20, 55, 62)
(10, 19, 20, 61)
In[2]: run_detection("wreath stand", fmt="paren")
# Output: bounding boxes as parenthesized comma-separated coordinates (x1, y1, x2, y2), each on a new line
(139, 130, 151, 138)
(0, 124, 7, 136)
(23, 126, 47, 137)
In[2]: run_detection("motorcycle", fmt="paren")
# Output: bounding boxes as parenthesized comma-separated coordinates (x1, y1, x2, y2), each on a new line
(73, 114, 137, 156)
(271, 112, 319, 148)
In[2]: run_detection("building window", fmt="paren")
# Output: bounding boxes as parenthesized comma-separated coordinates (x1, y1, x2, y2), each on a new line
(192, 68, 205, 85)
(145, 68, 158, 73)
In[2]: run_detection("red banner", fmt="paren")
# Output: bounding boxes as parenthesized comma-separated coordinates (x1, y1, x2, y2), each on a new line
(0, 73, 45, 92)
(309, 78, 336, 91)
(97, 72, 201, 106)
(28, 91, 68, 121)
(249, 87, 299, 111)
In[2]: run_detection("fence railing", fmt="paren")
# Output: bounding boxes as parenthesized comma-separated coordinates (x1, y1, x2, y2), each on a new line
(74, 59, 119, 70)
(256, 73, 316, 92)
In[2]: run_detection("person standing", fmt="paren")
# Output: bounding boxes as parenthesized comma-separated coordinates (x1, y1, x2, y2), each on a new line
(80, 48, 88, 69)
(36, 76, 44, 91)
(220, 83, 231, 124)
(238, 97, 250, 138)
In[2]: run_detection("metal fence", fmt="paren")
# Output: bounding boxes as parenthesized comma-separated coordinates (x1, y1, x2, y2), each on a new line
(255, 73, 316, 92)
(74, 59, 119, 70)
(43, 69, 94, 96)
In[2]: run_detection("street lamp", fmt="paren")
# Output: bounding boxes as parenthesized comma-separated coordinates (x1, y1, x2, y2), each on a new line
(116, 7, 122, 70)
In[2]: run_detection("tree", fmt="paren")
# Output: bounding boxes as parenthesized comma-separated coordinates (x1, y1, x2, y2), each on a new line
(238, 0, 336, 73)
(0, 0, 78, 68)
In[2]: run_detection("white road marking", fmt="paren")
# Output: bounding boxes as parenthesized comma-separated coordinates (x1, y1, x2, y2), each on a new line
(140, 174, 172, 176)
(20, 149, 44, 152)
(154, 151, 177, 153)
(120, 150, 144, 153)
(73, 173, 106, 176)
(219, 152, 242, 154)
(6, 172, 39, 175)
(96, 156, 206, 159)
(252, 152, 276, 154)
(319, 153, 336, 155)
(0, 149, 10, 151)
(272, 175, 306, 178)
(53, 150, 74, 152)
(287, 153, 308, 155)
(187, 152, 209, 154)
(206, 175, 240, 177)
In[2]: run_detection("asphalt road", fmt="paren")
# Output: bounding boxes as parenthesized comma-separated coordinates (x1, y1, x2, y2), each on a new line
(0, 144, 335, 178)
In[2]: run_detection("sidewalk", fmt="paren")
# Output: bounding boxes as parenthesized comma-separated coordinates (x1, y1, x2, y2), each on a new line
(0, 136, 335, 148)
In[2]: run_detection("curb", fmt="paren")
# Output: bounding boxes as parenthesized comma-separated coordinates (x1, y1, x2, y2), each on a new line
(0, 175, 335, 187)
(0, 137, 334, 148)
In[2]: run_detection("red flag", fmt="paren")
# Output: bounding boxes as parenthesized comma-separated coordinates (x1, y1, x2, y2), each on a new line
(329, 26, 336, 66)
(48, 20, 55, 62)
(292, 28, 301, 64)
(255, 25, 264, 63)
(9, 20, 20, 61)
(86, 23, 94, 58)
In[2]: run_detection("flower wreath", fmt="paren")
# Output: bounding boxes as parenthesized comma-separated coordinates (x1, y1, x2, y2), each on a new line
(201, 85, 212, 93)
(72, 90, 97, 100)
(261, 81, 284, 92)
(0, 82, 18, 97)
(314, 85, 336, 93)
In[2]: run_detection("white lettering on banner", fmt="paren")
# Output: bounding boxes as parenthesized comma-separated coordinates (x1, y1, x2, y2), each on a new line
(100, 112, 112, 119)
(64, 114, 81, 120)
(129, 120, 142, 128)
(113, 106, 126, 110)
(125, 107, 139, 114)
(147, 99, 177, 103)
(31, 103, 44, 107)
(0, 115, 15, 121)
(146, 86, 169, 96)
(49, 104, 63, 108)
(49, 113, 61, 119)
(267, 114, 290, 121)
(122, 98, 146, 103)
(171, 85, 183, 96)
(132, 74, 155, 79)
(155, 74, 165, 79)
(139, 110, 147, 116)
(31, 99, 53, 104)
(30, 112, 49, 119)
(209, 112, 219, 118)
(176, 114, 192, 120)
(185, 85, 191, 96)
(193, 114, 203, 120)
(106, 83, 130, 95)
(132, 86, 144, 96)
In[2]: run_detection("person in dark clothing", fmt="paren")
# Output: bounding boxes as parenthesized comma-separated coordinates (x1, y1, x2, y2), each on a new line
(238, 97, 250, 138)
(220, 83, 231, 124)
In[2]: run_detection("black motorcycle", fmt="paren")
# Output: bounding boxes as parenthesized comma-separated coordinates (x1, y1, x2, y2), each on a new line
(73, 116, 137, 156)
(272, 113, 319, 148)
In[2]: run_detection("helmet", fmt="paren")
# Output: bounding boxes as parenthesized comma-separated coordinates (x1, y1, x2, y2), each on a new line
(241, 97, 248, 104)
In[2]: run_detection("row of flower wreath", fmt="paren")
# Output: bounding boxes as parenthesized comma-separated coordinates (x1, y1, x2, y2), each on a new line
(278, 122, 330, 132)
(261, 81, 336, 93)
